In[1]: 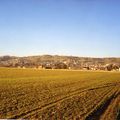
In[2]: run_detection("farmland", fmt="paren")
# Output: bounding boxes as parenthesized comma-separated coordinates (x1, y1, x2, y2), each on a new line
(0, 68, 120, 120)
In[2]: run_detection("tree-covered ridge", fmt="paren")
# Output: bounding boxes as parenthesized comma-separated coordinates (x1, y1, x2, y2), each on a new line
(0, 55, 120, 70)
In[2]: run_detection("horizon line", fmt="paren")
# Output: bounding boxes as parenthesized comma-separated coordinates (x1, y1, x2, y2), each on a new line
(0, 54, 120, 59)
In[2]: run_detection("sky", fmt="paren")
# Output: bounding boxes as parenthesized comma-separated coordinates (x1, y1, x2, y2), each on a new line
(0, 0, 120, 57)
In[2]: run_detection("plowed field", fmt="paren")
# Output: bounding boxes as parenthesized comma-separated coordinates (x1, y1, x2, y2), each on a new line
(0, 68, 120, 120)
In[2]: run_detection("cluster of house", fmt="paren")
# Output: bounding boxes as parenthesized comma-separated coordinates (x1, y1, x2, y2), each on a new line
(0, 56, 120, 71)
(82, 64, 120, 71)
(18, 62, 68, 70)
(18, 62, 120, 72)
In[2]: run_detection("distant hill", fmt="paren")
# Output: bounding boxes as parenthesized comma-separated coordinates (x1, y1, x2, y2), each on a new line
(0, 55, 120, 70)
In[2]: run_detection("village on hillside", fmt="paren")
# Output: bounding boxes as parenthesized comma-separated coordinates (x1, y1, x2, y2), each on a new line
(0, 55, 120, 71)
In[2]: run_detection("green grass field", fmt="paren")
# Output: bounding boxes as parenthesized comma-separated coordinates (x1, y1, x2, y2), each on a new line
(0, 68, 120, 120)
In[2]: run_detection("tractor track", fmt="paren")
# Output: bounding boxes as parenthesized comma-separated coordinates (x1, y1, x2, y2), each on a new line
(85, 88, 120, 120)
(10, 82, 119, 119)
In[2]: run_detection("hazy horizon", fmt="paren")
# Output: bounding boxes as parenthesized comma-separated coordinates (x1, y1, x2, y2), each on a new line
(0, 54, 120, 59)
(0, 0, 120, 57)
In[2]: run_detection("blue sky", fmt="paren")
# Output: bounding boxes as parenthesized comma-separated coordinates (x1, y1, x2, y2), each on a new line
(0, 0, 120, 57)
